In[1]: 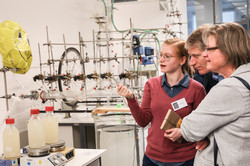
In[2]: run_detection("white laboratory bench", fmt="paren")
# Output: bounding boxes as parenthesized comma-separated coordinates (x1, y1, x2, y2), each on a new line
(19, 148, 105, 166)
(67, 148, 106, 166)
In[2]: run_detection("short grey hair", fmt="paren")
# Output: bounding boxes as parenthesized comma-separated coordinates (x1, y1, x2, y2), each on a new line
(185, 24, 213, 51)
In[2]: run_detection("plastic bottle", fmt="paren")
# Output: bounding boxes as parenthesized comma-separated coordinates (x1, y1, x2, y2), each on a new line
(27, 109, 45, 149)
(2, 118, 20, 159)
(44, 106, 59, 144)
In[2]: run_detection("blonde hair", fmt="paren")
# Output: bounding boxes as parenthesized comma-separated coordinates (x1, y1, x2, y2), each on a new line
(203, 22, 250, 68)
(164, 38, 193, 77)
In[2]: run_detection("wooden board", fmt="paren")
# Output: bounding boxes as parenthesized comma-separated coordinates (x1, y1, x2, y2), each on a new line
(92, 107, 130, 114)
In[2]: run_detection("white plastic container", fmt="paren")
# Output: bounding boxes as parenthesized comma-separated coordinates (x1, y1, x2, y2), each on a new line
(2, 118, 20, 159)
(44, 106, 59, 144)
(27, 109, 45, 149)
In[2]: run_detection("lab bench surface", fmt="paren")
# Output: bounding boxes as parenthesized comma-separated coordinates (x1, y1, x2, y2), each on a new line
(66, 148, 106, 166)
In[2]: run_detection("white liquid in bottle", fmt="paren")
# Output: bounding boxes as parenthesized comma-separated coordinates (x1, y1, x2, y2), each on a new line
(3, 118, 20, 159)
(28, 109, 45, 149)
(44, 106, 59, 144)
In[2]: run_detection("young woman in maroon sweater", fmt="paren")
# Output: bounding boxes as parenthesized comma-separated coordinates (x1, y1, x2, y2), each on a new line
(117, 38, 206, 166)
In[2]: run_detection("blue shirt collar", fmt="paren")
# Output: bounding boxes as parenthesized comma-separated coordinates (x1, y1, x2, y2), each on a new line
(161, 72, 190, 88)
(212, 72, 224, 82)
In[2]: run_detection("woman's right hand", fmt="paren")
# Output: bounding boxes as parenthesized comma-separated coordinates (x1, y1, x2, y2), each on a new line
(117, 84, 133, 99)
(164, 128, 182, 142)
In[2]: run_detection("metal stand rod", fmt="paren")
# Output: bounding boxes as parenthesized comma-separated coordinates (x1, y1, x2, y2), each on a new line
(46, 26, 52, 75)
(38, 43, 43, 74)
(3, 69, 9, 112)
(134, 126, 140, 166)
(63, 34, 69, 73)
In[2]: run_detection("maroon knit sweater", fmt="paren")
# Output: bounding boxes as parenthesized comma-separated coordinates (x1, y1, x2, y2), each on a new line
(127, 75, 206, 163)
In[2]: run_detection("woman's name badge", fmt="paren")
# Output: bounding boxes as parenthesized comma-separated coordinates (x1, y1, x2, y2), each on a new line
(171, 98, 188, 111)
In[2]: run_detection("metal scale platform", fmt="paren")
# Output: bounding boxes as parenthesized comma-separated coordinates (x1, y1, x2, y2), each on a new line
(20, 140, 69, 166)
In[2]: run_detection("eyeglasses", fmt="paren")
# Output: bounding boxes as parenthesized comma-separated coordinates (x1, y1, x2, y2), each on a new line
(159, 54, 175, 61)
(205, 46, 219, 51)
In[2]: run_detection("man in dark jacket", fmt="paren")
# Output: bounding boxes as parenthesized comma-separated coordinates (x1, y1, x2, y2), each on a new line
(185, 24, 223, 93)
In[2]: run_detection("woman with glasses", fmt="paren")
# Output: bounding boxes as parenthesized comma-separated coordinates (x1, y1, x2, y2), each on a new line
(165, 23, 250, 166)
(117, 38, 206, 166)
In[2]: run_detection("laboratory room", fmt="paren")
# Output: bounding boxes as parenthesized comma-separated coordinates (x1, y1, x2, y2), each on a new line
(0, 0, 249, 166)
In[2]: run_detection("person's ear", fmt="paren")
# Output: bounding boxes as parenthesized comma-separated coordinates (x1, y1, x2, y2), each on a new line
(180, 56, 187, 65)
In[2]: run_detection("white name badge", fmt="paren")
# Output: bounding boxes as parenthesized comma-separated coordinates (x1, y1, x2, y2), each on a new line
(171, 98, 188, 111)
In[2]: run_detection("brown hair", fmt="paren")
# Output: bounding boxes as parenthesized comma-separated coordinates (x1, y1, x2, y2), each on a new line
(185, 24, 212, 51)
(164, 38, 193, 77)
(203, 22, 250, 68)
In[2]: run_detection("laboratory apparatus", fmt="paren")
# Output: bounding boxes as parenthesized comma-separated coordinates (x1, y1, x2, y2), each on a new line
(92, 107, 140, 166)
(44, 106, 59, 144)
(27, 109, 50, 157)
(2, 118, 20, 159)
(44, 106, 66, 152)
